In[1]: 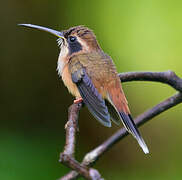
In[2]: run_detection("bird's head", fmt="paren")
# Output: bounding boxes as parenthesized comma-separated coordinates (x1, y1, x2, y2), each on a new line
(19, 24, 101, 57)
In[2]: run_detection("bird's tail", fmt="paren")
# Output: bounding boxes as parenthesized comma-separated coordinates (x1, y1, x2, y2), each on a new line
(119, 112, 149, 154)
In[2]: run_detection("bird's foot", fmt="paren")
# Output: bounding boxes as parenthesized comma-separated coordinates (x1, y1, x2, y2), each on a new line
(74, 97, 83, 104)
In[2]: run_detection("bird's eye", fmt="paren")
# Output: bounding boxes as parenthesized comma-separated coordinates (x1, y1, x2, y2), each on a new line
(69, 36, 76, 42)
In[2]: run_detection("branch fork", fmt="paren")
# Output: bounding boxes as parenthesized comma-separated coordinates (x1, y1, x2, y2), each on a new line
(59, 71, 182, 180)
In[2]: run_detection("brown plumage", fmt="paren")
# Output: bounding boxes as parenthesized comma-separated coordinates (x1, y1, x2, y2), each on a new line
(68, 51, 130, 113)
(62, 26, 129, 113)
(19, 24, 149, 154)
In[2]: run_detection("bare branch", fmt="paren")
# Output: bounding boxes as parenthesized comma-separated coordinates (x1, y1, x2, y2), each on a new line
(82, 92, 182, 166)
(59, 71, 182, 180)
(60, 153, 91, 179)
(119, 71, 182, 92)
(62, 103, 82, 156)
(59, 103, 104, 180)
(60, 171, 78, 180)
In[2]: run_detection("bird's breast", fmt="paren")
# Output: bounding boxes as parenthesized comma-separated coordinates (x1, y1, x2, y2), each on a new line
(61, 63, 81, 98)
(57, 47, 80, 98)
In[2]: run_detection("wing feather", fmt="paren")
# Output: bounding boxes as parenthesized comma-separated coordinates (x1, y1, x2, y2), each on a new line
(71, 66, 111, 127)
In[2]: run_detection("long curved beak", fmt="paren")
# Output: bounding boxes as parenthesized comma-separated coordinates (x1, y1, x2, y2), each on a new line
(18, 24, 64, 39)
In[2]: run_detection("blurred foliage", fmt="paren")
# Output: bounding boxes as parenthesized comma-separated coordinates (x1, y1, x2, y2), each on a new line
(1, 0, 182, 179)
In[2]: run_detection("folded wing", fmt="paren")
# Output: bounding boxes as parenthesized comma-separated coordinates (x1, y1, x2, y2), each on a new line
(71, 62, 111, 127)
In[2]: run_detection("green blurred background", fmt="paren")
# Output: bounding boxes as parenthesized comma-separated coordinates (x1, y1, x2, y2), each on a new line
(1, 0, 182, 179)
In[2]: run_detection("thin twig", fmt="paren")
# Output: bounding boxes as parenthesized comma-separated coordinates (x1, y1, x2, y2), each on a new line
(62, 103, 82, 156)
(59, 102, 104, 180)
(119, 71, 182, 92)
(82, 92, 182, 166)
(59, 71, 182, 180)
(60, 154, 91, 179)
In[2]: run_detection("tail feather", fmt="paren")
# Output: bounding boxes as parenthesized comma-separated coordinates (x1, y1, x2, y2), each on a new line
(119, 112, 149, 154)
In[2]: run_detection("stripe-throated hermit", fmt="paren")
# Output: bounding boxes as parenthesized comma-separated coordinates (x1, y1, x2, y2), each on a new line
(19, 24, 149, 154)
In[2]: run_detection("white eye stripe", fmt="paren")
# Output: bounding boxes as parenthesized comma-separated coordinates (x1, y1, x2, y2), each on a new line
(76, 37, 90, 51)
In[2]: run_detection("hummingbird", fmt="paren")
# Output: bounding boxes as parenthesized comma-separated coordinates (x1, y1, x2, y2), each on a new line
(19, 24, 149, 154)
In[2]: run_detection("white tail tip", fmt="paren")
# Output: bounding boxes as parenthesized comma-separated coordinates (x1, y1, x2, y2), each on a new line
(138, 137, 149, 154)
